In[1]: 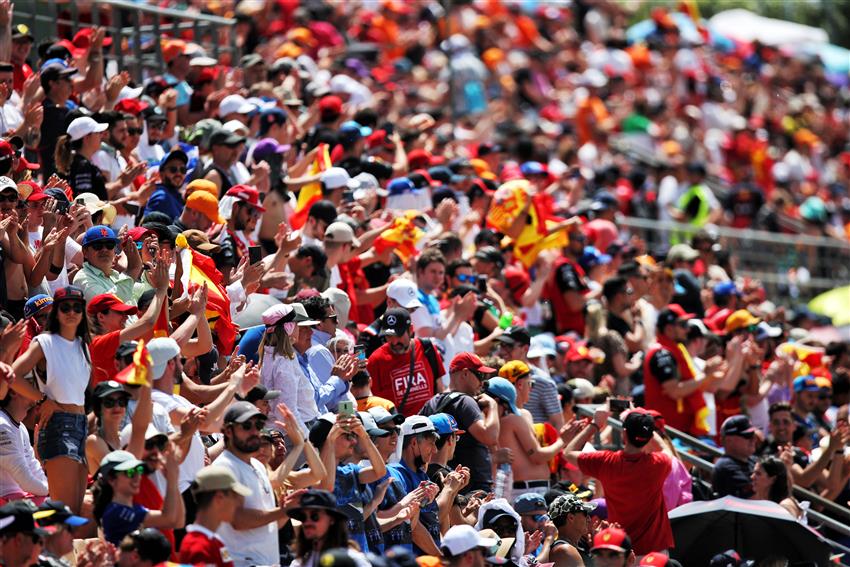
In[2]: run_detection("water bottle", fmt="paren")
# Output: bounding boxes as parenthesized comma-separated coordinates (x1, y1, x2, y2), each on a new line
(499, 312, 514, 330)
(494, 463, 512, 501)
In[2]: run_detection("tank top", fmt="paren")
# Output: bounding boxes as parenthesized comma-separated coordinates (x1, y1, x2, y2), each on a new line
(34, 334, 90, 405)
(197, 162, 234, 197)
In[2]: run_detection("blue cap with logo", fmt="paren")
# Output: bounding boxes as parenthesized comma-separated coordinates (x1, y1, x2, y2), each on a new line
(82, 225, 118, 247)
(429, 413, 465, 436)
(24, 294, 53, 319)
(485, 377, 520, 415)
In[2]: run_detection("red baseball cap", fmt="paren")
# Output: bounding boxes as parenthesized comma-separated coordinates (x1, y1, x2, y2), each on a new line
(318, 95, 343, 118)
(87, 293, 139, 316)
(226, 185, 266, 212)
(408, 149, 433, 169)
(114, 98, 149, 116)
(127, 226, 154, 242)
(22, 182, 48, 202)
(591, 527, 631, 553)
(667, 304, 695, 320)
(72, 28, 113, 50)
(0, 139, 13, 159)
(566, 341, 593, 362)
(449, 352, 497, 375)
(640, 552, 682, 566)
(16, 155, 40, 172)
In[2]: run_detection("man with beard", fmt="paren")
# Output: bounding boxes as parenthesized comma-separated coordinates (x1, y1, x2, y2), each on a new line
(143, 149, 189, 219)
(214, 185, 265, 284)
(366, 308, 446, 417)
(91, 112, 145, 199)
(148, 337, 253, 535)
(212, 402, 290, 567)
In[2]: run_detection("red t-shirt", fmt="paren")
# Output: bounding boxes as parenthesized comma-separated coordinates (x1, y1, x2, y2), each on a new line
(179, 525, 235, 567)
(366, 339, 444, 416)
(578, 450, 674, 555)
(133, 475, 176, 557)
(90, 331, 122, 386)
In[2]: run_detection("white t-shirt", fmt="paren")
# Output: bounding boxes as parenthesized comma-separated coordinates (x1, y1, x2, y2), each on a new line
(0, 409, 49, 498)
(213, 449, 279, 567)
(151, 390, 206, 493)
(34, 334, 89, 406)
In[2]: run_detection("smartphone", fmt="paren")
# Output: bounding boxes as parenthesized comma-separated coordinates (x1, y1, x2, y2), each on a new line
(338, 400, 355, 417)
(609, 398, 631, 415)
(342, 189, 355, 203)
(477, 275, 488, 294)
(354, 344, 366, 361)
(248, 245, 263, 265)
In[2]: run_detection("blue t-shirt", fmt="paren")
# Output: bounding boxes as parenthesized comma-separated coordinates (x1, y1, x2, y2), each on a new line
(101, 502, 148, 545)
(237, 325, 264, 364)
(143, 185, 185, 220)
(388, 462, 441, 551)
(335, 463, 368, 553)
(375, 474, 412, 551)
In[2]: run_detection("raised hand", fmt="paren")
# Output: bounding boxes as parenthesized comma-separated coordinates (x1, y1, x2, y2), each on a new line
(189, 282, 209, 315)
(274, 402, 303, 443)
(331, 354, 357, 381)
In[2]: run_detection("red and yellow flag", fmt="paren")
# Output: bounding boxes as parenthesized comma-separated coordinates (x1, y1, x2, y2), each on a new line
(373, 211, 426, 263)
(176, 235, 238, 354)
(290, 143, 332, 230)
(486, 179, 568, 268)
(115, 340, 153, 387)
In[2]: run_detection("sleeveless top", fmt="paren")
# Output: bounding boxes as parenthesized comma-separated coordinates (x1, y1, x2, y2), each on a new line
(34, 334, 90, 405)
(197, 162, 234, 197)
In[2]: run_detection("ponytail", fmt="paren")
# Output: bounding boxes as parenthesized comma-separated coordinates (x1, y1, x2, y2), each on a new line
(54, 135, 73, 176)
(92, 474, 115, 526)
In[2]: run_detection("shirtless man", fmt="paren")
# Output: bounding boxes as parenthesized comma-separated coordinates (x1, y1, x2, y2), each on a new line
(0, 180, 35, 320)
(497, 361, 568, 497)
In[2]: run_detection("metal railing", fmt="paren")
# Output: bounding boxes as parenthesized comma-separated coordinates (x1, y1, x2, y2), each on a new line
(15, 0, 238, 83)
(575, 404, 850, 563)
(618, 216, 850, 302)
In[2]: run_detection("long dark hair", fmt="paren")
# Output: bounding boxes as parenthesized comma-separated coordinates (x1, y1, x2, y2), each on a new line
(760, 456, 791, 503)
(294, 511, 349, 558)
(47, 300, 92, 363)
(92, 473, 115, 526)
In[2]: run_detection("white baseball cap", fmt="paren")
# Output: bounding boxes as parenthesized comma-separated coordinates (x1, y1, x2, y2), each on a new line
(219, 94, 256, 117)
(67, 117, 108, 141)
(441, 525, 498, 557)
(387, 278, 423, 310)
(400, 415, 437, 437)
(147, 337, 181, 380)
(320, 167, 360, 190)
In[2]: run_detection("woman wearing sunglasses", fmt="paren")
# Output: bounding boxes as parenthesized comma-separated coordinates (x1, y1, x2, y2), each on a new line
(92, 448, 183, 546)
(9, 285, 92, 515)
(85, 380, 132, 475)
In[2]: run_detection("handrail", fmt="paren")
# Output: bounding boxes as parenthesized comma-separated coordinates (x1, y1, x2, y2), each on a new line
(574, 405, 850, 553)
(94, 0, 235, 25)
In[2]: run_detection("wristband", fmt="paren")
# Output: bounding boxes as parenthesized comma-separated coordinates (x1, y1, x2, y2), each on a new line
(49, 263, 62, 275)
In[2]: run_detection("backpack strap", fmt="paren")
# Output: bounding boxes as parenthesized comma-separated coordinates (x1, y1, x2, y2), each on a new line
(419, 338, 442, 387)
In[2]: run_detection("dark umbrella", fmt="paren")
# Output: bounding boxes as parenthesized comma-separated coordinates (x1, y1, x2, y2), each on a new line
(669, 496, 831, 566)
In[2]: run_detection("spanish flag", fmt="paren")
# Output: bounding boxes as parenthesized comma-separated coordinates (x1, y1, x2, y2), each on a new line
(290, 143, 332, 230)
(373, 211, 426, 263)
(175, 234, 238, 354)
(486, 179, 568, 268)
(115, 340, 153, 387)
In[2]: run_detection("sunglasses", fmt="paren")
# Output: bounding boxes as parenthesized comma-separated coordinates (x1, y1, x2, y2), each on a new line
(323, 315, 338, 324)
(0, 193, 18, 203)
(145, 437, 167, 452)
(237, 419, 266, 432)
(165, 166, 187, 174)
(456, 274, 477, 284)
(127, 128, 143, 135)
(102, 396, 128, 409)
(119, 465, 146, 478)
(59, 302, 84, 314)
(383, 426, 400, 436)
(302, 510, 324, 522)
(87, 241, 117, 251)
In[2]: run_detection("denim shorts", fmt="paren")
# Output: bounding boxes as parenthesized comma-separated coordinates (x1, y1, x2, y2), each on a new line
(38, 412, 88, 464)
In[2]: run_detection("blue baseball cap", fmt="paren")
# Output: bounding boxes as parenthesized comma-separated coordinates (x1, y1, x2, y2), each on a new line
(485, 377, 520, 415)
(387, 177, 416, 195)
(24, 294, 53, 319)
(794, 375, 820, 393)
(339, 120, 372, 138)
(429, 413, 464, 436)
(578, 246, 612, 272)
(520, 161, 546, 176)
(514, 493, 547, 514)
(34, 500, 89, 528)
(82, 225, 119, 247)
(713, 281, 741, 299)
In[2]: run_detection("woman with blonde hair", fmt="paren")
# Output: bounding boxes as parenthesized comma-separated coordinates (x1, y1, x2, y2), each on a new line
(259, 304, 319, 431)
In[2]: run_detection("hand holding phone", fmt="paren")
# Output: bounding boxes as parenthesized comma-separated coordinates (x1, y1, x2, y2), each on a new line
(338, 400, 355, 417)
(248, 245, 263, 265)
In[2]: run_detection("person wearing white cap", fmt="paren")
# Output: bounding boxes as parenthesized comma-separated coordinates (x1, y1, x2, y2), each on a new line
(440, 524, 499, 567)
(218, 94, 257, 123)
(389, 415, 442, 554)
(148, 337, 256, 510)
(56, 116, 110, 200)
(319, 167, 360, 208)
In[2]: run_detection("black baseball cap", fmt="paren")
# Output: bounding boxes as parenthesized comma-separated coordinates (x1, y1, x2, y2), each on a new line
(307, 199, 338, 225)
(474, 246, 504, 268)
(128, 528, 172, 564)
(495, 325, 531, 347)
(223, 401, 267, 424)
(242, 385, 281, 404)
(623, 410, 655, 446)
(0, 500, 50, 537)
(209, 129, 246, 147)
(115, 341, 138, 360)
(721, 415, 756, 437)
(380, 308, 412, 337)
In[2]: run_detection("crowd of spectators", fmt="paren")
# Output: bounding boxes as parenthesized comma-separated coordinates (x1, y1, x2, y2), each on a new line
(0, 0, 849, 566)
